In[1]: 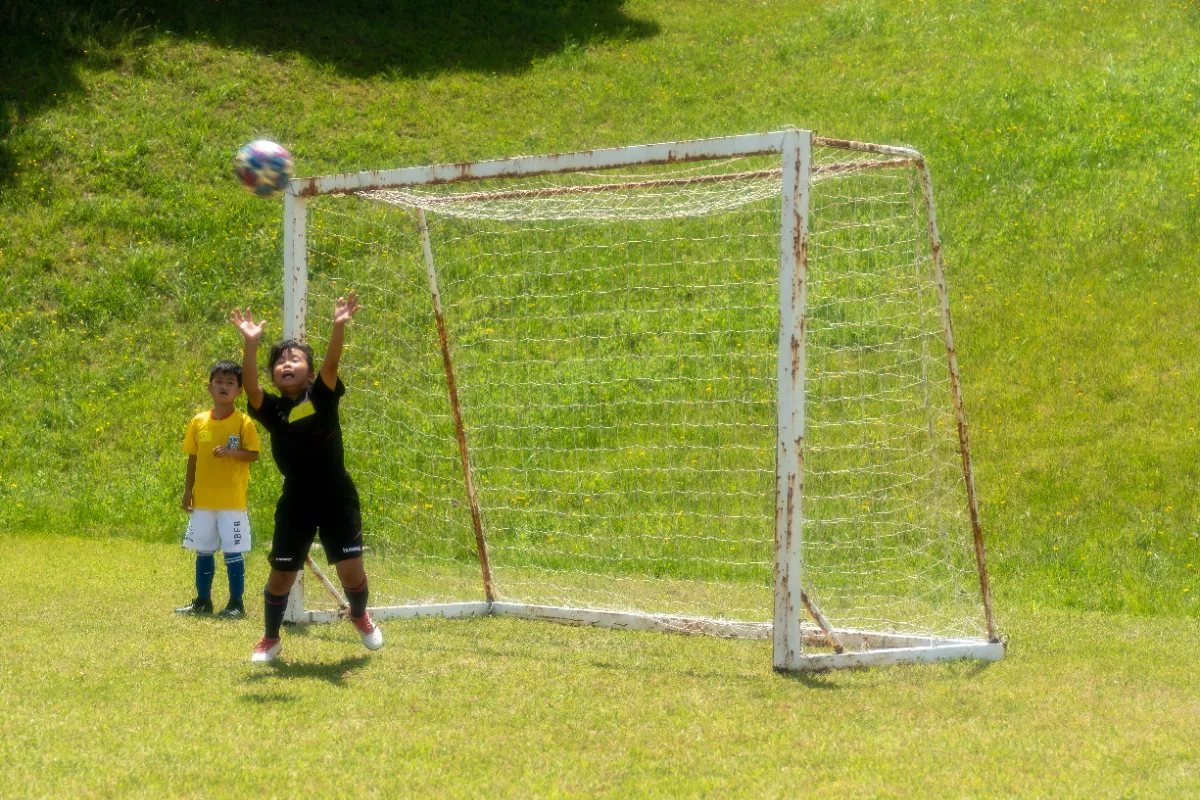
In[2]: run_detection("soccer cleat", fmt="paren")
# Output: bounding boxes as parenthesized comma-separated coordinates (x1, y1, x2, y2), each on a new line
(217, 601, 246, 619)
(175, 597, 214, 615)
(350, 613, 384, 651)
(250, 637, 282, 663)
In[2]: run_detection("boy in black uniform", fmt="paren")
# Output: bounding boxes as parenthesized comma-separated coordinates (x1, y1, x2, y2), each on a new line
(231, 292, 383, 663)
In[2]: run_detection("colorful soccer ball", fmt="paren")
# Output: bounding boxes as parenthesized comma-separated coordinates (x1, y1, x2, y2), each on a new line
(234, 140, 293, 198)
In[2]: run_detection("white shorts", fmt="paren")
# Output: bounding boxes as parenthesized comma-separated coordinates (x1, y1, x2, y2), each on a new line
(183, 510, 252, 554)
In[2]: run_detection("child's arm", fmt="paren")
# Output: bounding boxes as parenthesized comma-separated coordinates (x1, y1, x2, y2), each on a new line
(319, 292, 360, 391)
(212, 446, 259, 462)
(230, 308, 266, 410)
(182, 455, 197, 512)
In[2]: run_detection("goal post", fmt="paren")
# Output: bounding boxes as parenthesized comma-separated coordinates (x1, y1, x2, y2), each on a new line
(278, 130, 1003, 671)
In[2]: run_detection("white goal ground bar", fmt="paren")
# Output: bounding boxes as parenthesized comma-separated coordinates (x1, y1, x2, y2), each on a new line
(294, 601, 1004, 671)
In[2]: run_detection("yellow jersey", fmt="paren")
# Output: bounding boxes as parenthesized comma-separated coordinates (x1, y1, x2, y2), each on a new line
(183, 409, 260, 511)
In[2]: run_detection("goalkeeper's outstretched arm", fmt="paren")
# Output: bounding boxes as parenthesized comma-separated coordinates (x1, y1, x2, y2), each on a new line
(319, 292, 359, 391)
(230, 308, 266, 410)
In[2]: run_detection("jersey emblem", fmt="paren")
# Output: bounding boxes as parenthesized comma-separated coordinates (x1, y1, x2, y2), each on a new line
(198, 431, 213, 443)
(227, 434, 241, 450)
(288, 400, 316, 424)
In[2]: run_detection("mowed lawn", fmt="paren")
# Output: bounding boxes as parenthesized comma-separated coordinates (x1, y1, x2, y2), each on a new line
(0, 534, 1195, 798)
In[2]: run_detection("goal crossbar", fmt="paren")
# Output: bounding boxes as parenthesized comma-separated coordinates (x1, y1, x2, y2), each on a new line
(289, 131, 792, 197)
(288, 132, 924, 198)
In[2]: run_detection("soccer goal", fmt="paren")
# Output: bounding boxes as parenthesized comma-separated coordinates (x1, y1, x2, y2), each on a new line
(278, 130, 1003, 671)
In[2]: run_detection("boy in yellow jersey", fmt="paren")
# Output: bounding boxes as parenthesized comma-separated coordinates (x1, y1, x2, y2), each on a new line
(175, 361, 261, 618)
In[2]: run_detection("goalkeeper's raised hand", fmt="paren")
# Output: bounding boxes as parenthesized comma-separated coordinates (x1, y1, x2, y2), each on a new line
(230, 307, 265, 409)
(230, 308, 265, 343)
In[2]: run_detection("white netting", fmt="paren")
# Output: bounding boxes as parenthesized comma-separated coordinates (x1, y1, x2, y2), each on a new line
(358, 165, 782, 221)
(301, 146, 985, 646)
(804, 146, 979, 639)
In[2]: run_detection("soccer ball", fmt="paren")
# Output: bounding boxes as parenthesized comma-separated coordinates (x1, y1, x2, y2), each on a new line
(234, 140, 293, 198)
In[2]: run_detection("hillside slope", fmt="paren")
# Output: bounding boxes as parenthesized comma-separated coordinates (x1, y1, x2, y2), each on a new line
(2, 0, 1198, 614)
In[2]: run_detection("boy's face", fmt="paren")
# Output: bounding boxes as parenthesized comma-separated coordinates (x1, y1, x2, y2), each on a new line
(272, 347, 312, 393)
(207, 372, 242, 405)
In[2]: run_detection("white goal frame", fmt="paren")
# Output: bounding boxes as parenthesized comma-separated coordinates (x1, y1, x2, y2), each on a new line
(278, 130, 1004, 671)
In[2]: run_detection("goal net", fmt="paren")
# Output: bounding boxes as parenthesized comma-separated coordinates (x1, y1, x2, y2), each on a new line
(283, 131, 1001, 670)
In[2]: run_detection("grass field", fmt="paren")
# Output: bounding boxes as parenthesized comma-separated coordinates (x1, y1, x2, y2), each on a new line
(3, 0, 1200, 795)
(1, 535, 1197, 798)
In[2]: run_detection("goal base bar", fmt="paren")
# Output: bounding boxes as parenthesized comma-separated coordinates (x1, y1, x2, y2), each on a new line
(779, 640, 1005, 672)
(490, 602, 771, 639)
(294, 601, 770, 638)
(293, 600, 1004, 668)
(296, 601, 492, 624)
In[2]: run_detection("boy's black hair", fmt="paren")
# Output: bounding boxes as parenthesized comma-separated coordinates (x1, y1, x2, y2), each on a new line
(209, 360, 243, 387)
(267, 339, 315, 374)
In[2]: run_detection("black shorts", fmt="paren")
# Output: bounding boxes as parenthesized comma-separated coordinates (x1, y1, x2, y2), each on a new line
(269, 489, 364, 570)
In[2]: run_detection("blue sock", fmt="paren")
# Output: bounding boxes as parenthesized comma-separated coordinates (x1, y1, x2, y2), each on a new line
(224, 553, 245, 604)
(195, 553, 216, 601)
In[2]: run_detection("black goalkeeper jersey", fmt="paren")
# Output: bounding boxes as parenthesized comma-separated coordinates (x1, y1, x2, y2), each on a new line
(248, 377, 356, 497)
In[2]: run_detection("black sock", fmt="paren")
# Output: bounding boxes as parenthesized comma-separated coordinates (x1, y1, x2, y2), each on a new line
(263, 589, 289, 640)
(345, 577, 369, 619)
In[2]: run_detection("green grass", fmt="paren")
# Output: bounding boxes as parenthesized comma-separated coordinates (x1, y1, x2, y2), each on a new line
(3, 0, 1200, 794)
(1, 534, 1197, 797)
(3, 0, 1198, 615)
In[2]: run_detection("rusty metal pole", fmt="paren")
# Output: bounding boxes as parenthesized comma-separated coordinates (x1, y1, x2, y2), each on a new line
(282, 190, 309, 623)
(915, 161, 999, 642)
(773, 130, 844, 669)
(305, 555, 349, 612)
(800, 591, 843, 655)
(417, 208, 496, 603)
(282, 191, 308, 342)
(773, 130, 806, 670)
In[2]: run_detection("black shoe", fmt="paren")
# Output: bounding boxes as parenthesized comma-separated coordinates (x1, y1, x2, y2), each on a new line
(175, 597, 214, 615)
(217, 601, 246, 619)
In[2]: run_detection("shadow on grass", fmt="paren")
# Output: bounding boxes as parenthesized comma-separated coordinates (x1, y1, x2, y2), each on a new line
(279, 620, 318, 637)
(1, 0, 658, 183)
(382, 618, 1002, 689)
(244, 653, 372, 687)
(239, 691, 299, 705)
(776, 670, 843, 690)
(960, 659, 998, 678)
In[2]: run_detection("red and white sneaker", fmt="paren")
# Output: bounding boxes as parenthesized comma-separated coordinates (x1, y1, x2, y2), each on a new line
(351, 613, 384, 651)
(251, 637, 282, 663)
